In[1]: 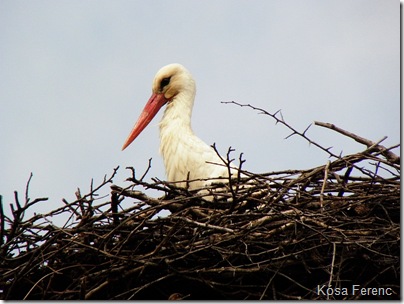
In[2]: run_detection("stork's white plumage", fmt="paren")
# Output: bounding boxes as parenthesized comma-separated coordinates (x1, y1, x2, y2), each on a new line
(122, 63, 234, 190)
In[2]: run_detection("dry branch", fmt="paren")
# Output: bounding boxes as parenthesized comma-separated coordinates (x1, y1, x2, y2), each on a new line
(314, 121, 400, 165)
(0, 104, 400, 300)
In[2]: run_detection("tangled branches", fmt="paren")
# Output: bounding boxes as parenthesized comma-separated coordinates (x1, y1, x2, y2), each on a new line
(0, 104, 400, 300)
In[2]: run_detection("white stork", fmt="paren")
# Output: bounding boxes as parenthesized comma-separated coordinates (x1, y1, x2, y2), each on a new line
(122, 63, 238, 190)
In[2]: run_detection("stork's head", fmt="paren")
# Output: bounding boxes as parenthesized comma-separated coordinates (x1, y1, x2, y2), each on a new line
(122, 63, 195, 150)
(152, 63, 195, 100)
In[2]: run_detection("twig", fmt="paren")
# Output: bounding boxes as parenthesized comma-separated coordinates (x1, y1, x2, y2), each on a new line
(320, 161, 330, 208)
(314, 121, 400, 164)
(327, 242, 337, 300)
(169, 216, 235, 234)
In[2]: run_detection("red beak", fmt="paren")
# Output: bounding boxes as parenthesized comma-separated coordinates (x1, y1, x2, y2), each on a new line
(122, 93, 167, 150)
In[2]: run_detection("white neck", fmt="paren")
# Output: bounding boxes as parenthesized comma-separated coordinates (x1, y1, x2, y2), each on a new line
(159, 90, 194, 134)
(159, 87, 196, 181)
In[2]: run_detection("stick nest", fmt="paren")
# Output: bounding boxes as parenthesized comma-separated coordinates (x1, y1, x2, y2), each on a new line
(0, 103, 400, 300)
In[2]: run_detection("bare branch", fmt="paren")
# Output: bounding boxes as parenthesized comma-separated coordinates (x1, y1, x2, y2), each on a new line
(314, 121, 400, 164)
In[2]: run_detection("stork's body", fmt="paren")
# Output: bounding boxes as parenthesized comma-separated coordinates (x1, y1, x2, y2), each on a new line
(122, 64, 232, 190)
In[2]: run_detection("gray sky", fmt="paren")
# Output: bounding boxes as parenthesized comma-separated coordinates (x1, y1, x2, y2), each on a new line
(0, 1, 399, 220)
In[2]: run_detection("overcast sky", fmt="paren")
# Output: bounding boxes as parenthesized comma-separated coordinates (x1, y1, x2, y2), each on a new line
(0, 1, 399, 221)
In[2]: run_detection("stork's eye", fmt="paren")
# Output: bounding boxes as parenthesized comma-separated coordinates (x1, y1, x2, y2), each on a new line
(160, 77, 171, 90)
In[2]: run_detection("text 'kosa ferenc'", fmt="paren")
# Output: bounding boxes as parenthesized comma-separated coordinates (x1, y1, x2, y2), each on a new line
(316, 285, 394, 297)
